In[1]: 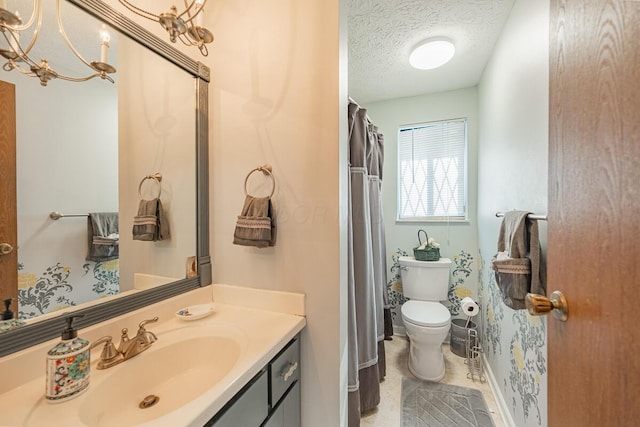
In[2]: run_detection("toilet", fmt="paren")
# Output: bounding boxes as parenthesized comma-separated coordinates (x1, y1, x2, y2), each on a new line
(399, 256, 452, 382)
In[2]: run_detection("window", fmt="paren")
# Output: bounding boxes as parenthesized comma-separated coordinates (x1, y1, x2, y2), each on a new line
(397, 118, 467, 221)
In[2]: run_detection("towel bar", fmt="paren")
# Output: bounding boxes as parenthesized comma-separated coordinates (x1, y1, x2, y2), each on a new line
(495, 211, 547, 221)
(49, 212, 89, 220)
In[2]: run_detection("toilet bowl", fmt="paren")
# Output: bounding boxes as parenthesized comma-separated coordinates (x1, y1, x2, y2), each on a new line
(401, 300, 451, 381)
(399, 256, 452, 382)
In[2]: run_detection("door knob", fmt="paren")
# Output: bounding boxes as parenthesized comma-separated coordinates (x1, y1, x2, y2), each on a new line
(0, 243, 14, 255)
(525, 291, 568, 321)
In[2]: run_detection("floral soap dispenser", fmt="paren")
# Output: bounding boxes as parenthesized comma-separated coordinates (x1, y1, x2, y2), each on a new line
(45, 315, 91, 403)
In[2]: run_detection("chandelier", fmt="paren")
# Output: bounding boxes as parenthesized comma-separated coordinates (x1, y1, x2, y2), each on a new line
(0, 0, 116, 86)
(118, 0, 213, 56)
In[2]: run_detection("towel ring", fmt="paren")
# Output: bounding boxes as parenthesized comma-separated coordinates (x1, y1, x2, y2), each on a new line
(244, 164, 276, 198)
(138, 173, 162, 201)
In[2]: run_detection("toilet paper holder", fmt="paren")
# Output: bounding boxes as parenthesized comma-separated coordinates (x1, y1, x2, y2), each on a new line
(460, 297, 479, 318)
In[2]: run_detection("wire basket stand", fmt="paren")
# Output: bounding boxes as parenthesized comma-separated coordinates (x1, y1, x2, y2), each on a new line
(464, 327, 486, 383)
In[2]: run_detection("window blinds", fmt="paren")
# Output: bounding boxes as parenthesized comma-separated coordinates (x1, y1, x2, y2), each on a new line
(397, 118, 467, 220)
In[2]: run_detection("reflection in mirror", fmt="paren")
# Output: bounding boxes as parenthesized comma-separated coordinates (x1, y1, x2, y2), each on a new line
(4, 0, 121, 319)
(0, 0, 209, 356)
(0, 0, 196, 321)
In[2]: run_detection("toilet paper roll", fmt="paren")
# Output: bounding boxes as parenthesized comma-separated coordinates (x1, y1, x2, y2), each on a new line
(461, 297, 479, 317)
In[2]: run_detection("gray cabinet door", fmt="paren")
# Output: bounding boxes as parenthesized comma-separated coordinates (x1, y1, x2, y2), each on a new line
(209, 370, 268, 427)
(263, 402, 284, 427)
(263, 381, 300, 427)
(282, 381, 300, 427)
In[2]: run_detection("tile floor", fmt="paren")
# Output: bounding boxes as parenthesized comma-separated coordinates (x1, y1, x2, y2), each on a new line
(361, 336, 504, 427)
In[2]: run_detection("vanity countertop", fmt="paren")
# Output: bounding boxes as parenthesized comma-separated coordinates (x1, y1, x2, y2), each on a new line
(0, 284, 306, 427)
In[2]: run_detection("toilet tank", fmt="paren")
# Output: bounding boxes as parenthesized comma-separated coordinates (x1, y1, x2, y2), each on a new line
(399, 256, 452, 301)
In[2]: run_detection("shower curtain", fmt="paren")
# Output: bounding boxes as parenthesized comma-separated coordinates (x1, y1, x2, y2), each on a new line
(347, 99, 392, 426)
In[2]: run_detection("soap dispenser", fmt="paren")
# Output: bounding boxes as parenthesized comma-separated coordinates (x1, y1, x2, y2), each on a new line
(2, 298, 15, 320)
(45, 315, 91, 403)
(0, 298, 26, 332)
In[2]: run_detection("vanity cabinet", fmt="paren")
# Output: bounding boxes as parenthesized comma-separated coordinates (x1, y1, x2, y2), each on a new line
(263, 381, 300, 427)
(206, 336, 300, 427)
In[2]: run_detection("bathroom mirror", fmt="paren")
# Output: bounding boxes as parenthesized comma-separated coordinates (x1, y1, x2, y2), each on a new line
(0, 0, 210, 357)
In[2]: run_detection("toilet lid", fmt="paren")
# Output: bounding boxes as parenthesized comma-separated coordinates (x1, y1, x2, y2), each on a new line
(401, 300, 451, 327)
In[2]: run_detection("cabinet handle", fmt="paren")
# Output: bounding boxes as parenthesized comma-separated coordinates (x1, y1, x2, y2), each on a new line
(281, 361, 298, 382)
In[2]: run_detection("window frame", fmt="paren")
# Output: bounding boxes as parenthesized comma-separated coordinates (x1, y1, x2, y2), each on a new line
(396, 117, 469, 223)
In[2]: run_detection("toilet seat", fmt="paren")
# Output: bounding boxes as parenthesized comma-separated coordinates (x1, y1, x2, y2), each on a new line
(401, 300, 450, 327)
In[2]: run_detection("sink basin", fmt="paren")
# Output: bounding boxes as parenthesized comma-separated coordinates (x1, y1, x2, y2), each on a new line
(0, 291, 305, 427)
(75, 325, 244, 427)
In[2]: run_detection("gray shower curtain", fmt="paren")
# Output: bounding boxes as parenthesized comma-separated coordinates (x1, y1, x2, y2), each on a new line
(347, 100, 391, 426)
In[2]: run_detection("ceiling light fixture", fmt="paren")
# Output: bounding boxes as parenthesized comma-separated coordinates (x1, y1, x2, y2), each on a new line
(0, 0, 116, 86)
(409, 38, 455, 70)
(118, 0, 214, 56)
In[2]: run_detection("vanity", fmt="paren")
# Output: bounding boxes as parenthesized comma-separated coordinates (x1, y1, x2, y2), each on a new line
(0, 285, 306, 426)
(0, 2, 308, 424)
(207, 336, 300, 427)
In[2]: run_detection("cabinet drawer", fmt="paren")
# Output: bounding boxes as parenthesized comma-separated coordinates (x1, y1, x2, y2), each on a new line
(270, 338, 300, 407)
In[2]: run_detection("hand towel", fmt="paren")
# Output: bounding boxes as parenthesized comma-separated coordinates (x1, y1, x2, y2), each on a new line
(491, 210, 546, 310)
(233, 195, 276, 248)
(132, 198, 170, 241)
(87, 212, 119, 262)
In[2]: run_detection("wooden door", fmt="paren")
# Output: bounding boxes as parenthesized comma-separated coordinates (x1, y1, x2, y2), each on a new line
(548, 0, 640, 425)
(0, 80, 18, 305)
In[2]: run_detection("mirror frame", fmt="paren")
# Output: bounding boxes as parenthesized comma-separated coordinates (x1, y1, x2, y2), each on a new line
(0, 0, 211, 357)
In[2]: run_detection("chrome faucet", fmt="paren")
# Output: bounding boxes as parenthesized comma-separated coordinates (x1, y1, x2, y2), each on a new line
(92, 317, 159, 370)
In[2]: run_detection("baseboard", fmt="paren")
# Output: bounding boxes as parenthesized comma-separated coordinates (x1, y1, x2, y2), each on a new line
(393, 324, 452, 342)
(393, 324, 406, 336)
(482, 353, 516, 427)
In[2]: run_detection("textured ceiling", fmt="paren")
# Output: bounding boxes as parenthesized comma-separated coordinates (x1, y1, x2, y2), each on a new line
(348, 0, 515, 103)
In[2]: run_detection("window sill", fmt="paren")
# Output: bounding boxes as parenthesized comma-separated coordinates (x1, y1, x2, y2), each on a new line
(395, 218, 470, 224)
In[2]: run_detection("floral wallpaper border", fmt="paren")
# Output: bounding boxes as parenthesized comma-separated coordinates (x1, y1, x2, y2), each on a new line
(479, 250, 547, 426)
(386, 248, 476, 326)
(18, 260, 120, 320)
(508, 311, 546, 425)
(388, 246, 547, 425)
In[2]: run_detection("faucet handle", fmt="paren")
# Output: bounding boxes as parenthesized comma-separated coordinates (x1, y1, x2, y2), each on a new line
(138, 316, 159, 330)
(92, 335, 124, 369)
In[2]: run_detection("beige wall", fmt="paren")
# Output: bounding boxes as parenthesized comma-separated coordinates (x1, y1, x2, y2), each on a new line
(117, 35, 197, 289)
(206, 1, 346, 425)
(106, 0, 347, 424)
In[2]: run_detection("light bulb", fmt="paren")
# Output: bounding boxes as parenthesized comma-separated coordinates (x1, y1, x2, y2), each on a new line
(195, 0, 204, 27)
(409, 39, 455, 70)
(100, 28, 110, 44)
(99, 26, 110, 63)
